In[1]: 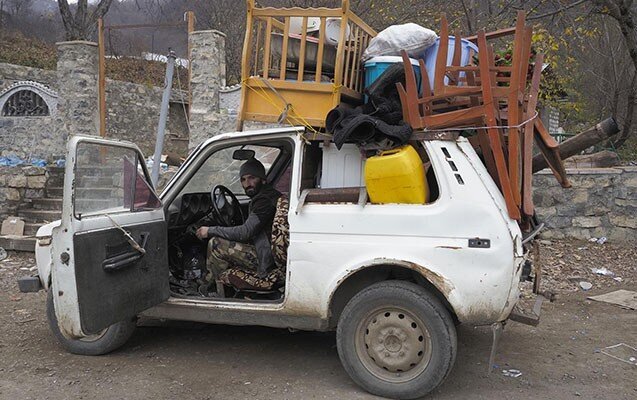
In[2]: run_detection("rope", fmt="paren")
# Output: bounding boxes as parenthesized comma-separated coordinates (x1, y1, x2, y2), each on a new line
(242, 77, 327, 141)
(420, 111, 539, 133)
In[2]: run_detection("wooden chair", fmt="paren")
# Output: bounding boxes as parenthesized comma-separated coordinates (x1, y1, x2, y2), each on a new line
(396, 11, 570, 223)
(397, 30, 520, 220)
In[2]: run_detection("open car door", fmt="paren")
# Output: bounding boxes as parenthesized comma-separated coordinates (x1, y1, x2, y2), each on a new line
(51, 136, 169, 338)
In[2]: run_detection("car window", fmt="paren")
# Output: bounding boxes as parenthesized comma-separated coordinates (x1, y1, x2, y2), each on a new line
(178, 145, 281, 197)
(74, 141, 160, 218)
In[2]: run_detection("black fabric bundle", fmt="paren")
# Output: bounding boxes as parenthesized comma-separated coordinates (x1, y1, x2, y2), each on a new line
(326, 63, 412, 149)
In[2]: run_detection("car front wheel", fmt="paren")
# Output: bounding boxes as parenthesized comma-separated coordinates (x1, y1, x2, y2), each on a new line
(336, 280, 457, 399)
(46, 290, 136, 356)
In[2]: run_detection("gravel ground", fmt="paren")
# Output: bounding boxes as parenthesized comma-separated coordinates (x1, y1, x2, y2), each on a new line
(0, 239, 635, 400)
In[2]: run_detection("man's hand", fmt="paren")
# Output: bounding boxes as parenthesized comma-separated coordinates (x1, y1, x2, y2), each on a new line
(195, 226, 209, 240)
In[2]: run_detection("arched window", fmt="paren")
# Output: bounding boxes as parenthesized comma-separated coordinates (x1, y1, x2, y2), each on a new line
(1, 89, 50, 116)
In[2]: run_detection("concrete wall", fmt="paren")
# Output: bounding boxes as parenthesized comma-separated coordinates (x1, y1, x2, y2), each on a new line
(534, 167, 637, 242)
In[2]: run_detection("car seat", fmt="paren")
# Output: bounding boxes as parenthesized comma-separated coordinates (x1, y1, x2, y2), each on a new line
(218, 196, 289, 294)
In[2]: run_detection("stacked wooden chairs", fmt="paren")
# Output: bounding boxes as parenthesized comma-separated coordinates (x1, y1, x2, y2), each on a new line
(396, 11, 569, 226)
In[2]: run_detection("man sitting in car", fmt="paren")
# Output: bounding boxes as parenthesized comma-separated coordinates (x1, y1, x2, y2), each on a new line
(196, 158, 281, 295)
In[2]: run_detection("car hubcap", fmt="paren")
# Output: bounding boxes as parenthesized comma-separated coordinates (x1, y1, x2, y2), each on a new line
(356, 307, 433, 383)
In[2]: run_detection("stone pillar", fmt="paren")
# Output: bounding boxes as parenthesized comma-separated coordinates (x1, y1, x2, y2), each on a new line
(55, 41, 100, 141)
(188, 30, 226, 150)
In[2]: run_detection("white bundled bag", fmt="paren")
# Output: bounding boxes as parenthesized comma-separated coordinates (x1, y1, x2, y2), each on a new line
(363, 23, 437, 61)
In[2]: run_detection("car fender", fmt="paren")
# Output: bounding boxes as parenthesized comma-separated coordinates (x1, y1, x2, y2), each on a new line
(35, 220, 61, 291)
(326, 257, 457, 318)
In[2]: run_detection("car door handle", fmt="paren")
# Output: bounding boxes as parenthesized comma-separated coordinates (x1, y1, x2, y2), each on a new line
(102, 233, 149, 272)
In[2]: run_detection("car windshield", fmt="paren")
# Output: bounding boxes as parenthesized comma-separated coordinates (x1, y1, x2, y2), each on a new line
(178, 145, 280, 197)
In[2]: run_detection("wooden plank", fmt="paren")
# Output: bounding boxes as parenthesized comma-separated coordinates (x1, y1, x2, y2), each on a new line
(434, 15, 449, 94)
(422, 105, 489, 129)
(267, 17, 285, 31)
(315, 17, 326, 82)
(357, 33, 370, 91)
(402, 50, 420, 103)
(243, 112, 325, 127)
(253, 20, 261, 76)
(410, 131, 459, 141)
(534, 119, 570, 187)
(340, 85, 362, 100)
(418, 59, 432, 100)
(186, 11, 195, 117)
(349, 25, 361, 90)
(347, 10, 377, 37)
(245, 77, 335, 92)
(466, 70, 498, 181)
(465, 27, 516, 42)
(507, 11, 526, 207)
(333, 14, 349, 94)
(280, 17, 290, 79)
(397, 83, 417, 127)
(237, 0, 256, 130)
(305, 187, 362, 203)
(263, 17, 273, 79)
(478, 30, 520, 220)
(450, 29, 462, 84)
(297, 16, 308, 82)
(522, 53, 543, 216)
(343, 21, 354, 88)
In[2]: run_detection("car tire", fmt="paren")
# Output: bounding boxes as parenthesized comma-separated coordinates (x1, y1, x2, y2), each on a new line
(46, 290, 136, 356)
(336, 280, 457, 399)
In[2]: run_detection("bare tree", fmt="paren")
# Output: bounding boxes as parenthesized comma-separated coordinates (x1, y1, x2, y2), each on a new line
(57, 0, 114, 40)
(589, 0, 637, 147)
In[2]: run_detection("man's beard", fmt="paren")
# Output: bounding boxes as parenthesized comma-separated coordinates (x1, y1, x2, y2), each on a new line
(244, 180, 263, 197)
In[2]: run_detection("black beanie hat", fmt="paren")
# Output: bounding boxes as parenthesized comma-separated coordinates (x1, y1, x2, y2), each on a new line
(239, 158, 266, 180)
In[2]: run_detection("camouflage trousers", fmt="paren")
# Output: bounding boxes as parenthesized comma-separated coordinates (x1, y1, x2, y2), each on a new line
(206, 236, 258, 282)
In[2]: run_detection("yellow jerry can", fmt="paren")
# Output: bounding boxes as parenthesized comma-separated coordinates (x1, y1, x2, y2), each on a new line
(364, 145, 428, 204)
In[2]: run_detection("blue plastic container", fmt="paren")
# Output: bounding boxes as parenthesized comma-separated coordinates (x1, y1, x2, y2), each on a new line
(364, 56, 421, 102)
(423, 37, 479, 91)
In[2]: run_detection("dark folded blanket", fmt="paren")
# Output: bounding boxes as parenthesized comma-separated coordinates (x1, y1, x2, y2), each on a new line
(326, 63, 412, 149)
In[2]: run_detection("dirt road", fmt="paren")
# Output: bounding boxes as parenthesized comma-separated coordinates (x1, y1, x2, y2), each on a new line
(0, 247, 635, 400)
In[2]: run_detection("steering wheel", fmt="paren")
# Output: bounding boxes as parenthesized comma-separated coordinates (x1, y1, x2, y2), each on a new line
(211, 185, 245, 227)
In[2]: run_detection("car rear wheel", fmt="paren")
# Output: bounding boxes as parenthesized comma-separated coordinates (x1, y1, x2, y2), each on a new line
(46, 290, 136, 356)
(336, 281, 457, 399)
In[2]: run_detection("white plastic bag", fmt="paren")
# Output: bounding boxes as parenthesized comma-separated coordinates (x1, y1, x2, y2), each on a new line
(363, 23, 437, 61)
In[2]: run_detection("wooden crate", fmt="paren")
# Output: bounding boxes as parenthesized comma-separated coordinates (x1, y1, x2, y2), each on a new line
(237, 0, 376, 130)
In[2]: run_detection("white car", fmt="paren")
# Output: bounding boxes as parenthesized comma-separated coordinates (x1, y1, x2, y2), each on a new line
(20, 126, 530, 399)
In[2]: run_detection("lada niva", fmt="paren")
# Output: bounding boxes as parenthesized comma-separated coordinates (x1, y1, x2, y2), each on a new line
(21, 126, 529, 399)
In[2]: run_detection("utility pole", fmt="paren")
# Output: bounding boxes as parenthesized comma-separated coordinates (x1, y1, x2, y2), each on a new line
(151, 50, 176, 186)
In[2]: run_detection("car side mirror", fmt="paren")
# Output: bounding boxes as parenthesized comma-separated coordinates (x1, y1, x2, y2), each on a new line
(232, 149, 255, 160)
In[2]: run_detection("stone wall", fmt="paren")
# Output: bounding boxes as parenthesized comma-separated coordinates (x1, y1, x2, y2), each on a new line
(188, 30, 226, 150)
(0, 55, 189, 161)
(0, 166, 47, 221)
(0, 117, 62, 160)
(0, 63, 57, 90)
(534, 167, 637, 242)
(105, 79, 188, 156)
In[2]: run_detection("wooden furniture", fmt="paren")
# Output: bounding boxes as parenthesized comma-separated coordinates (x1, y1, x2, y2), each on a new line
(396, 12, 570, 224)
(237, 0, 376, 130)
